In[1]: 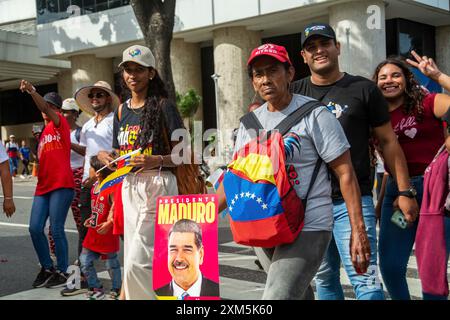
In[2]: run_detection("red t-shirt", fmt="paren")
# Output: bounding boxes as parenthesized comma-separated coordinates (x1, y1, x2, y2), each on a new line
(35, 113, 75, 195)
(83, 183, 120, 254)
(390, 93, 444, 176)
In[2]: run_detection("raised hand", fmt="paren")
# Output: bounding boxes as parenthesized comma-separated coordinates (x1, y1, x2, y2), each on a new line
(406, 50, 442, 81)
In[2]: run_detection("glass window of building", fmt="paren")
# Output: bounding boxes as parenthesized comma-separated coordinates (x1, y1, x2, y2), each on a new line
(36, 0, 131, 24)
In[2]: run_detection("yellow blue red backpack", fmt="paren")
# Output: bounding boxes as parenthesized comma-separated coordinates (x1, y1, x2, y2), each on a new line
(223, 100, 323, 247)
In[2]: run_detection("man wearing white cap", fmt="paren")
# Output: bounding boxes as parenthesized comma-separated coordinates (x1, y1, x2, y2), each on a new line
(5, 134, 19, 176)
(59, 82, 119, 296)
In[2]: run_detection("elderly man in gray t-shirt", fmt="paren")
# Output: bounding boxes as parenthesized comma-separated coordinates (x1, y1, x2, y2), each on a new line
(217, 43, 370, 300)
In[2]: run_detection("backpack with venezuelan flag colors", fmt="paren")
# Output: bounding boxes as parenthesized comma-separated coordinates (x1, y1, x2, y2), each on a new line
(223, 100, 323, 247)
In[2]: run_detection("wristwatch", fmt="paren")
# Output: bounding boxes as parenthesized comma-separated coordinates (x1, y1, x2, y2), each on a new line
(398, 186, 417, 198)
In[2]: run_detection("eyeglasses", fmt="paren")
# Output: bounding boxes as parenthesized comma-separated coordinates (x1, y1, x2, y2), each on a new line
(88, 92, 108, 99)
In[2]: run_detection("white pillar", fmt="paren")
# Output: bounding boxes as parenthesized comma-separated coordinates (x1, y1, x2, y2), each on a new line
(70, 55, 114, 94)
(436, 25, 450, 93)
(329, 0, 386, 79)
(213, 27, 261, 164)
(171, 39, 203, 121)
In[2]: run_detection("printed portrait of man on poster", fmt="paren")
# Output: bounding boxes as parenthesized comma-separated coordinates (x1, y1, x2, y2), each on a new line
(153, 194, 220, 300)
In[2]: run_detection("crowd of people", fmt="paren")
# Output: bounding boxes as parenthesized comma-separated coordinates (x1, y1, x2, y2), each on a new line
(1, 22, 450, 300)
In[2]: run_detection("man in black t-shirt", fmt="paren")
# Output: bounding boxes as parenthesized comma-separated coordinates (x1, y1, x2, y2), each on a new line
(291, 23, 418, 300)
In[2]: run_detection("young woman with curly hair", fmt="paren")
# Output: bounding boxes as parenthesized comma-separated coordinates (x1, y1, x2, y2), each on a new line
(99, 45, 184, 300)
(373, 51, 450, 300)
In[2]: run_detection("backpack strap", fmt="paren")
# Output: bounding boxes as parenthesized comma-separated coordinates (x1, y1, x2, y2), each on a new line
(117, 103, 124, 121)
(275, 100, 323, 136)
(75, 127, 81, 143)
(302, 158, 323, 207)
(240, 111, 264, 139)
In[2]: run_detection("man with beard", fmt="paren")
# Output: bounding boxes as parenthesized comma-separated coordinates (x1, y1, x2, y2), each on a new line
(291, 23, 418, 300)
(60, 81, 119, 296)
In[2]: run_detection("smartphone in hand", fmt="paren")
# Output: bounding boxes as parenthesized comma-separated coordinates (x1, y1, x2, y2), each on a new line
(391, 210, 408, 229)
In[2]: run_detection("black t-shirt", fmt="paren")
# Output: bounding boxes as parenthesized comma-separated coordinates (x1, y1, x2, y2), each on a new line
(291, 73, 390, 198)
(112, 99, 184, 157)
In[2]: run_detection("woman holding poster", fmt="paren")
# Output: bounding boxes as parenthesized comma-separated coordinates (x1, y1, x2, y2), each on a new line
(98, 45, 184, 300)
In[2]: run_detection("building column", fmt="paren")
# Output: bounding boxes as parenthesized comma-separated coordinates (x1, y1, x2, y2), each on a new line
(436, 25, 450, 92)
(171, 39, 203, 121)
(57, 69, 72, 99)
(329, 0, 386, 79)
(70, 55, 114, 94)
(213, 27, 261, 164)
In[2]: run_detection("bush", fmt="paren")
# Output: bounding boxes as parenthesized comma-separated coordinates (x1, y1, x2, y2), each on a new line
(176, 89, 202, 118)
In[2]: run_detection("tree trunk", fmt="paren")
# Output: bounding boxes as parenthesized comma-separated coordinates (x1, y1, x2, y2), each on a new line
(130, 0, 176, 102)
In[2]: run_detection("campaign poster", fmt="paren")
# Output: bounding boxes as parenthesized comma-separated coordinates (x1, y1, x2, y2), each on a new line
(153, 194, 220, 300)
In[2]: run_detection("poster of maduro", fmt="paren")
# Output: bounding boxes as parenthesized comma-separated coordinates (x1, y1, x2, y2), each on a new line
(153, 194, 220, 300)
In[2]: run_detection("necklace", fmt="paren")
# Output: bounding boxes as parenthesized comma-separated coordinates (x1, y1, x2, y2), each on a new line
(129, 100, 144, 115)
(94, 114, 106, 128)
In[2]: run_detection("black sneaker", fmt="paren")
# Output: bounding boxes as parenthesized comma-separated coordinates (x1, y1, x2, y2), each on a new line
(60, 280, 89, 296)
(109, 288, 121, 300)
(45, 271, 68, 288)
(32, 267, 55, 288)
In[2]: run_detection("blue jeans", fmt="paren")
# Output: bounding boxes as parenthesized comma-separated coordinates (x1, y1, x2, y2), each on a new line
(379, 176, 423, 300)
(29, 188, 74, 273)
(315, 195, 385, 300)
(9, 157, 18, 175)
(80, 248, 122, 290)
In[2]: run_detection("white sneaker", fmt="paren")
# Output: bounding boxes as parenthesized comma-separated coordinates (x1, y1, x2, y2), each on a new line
(20, 175, 25, 179)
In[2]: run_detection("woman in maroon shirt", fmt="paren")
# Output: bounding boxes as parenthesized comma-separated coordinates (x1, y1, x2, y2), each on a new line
(373, 52, 450, 300)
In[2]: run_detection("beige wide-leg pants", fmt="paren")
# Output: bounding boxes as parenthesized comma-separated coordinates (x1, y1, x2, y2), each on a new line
(122, 170, 178, 300)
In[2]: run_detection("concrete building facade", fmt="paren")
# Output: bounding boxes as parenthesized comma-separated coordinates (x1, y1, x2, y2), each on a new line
(0, 0, 449, 164)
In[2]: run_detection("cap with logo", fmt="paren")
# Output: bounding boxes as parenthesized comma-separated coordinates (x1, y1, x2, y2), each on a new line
(118, 45, 156, 68)
(61, 98, 80, 113)
(247, 43, 292, 66)
(43, 92, 63, 109)
(301, 23, 336, 48)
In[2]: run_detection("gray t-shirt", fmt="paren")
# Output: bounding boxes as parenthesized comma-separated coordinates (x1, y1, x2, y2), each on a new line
(234, 94, 350, 231)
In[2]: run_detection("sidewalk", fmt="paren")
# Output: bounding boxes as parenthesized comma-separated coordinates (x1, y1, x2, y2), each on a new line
(0, 270, 118, 300)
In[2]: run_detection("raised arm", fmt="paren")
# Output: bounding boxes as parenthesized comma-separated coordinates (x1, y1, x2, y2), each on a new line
(19, 80, 60, 127)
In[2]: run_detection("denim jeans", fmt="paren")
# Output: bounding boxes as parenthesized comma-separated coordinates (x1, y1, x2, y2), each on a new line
(80, 248, 122, 290)
(378, 176, 423, 300)
(29, 188, 74, 273)
(9, 157, 18, 175)
(422, 217, 450, 300)
(315, 195, 385, 300)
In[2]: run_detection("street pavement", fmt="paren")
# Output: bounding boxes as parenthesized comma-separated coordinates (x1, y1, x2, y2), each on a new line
(0, 176, 448, 300)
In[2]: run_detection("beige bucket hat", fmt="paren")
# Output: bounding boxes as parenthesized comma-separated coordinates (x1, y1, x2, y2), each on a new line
(74, 81, 120, 116)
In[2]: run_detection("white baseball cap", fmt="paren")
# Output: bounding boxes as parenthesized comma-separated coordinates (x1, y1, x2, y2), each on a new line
(118, 45, 156, 68)
(61, 98, 80, 113)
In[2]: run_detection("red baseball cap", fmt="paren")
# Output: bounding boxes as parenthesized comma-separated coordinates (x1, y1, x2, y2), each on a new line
(247, 43, 292, 66)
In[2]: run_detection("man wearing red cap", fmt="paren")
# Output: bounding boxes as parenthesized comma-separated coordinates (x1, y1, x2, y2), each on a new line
(217, 43, 369, 299)
(291, 22, 418, 300)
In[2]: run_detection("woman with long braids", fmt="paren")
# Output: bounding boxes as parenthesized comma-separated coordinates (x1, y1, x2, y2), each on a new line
(99, 45, 184, 300)
(373, 51, 450, 300)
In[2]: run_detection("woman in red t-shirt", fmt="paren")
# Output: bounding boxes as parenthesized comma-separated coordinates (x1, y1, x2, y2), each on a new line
(373, 53, 450, 300)
(20, 80, 75, 289)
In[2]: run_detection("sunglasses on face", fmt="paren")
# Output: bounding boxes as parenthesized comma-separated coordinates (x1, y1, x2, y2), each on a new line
(88, 92, 108, 99)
